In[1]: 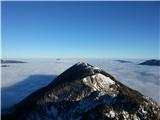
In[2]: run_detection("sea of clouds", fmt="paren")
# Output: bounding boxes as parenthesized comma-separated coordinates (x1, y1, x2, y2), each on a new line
(1, 58, 160, 114)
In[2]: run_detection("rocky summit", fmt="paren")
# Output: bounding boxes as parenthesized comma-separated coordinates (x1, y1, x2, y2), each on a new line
(6, 62, 160, 120)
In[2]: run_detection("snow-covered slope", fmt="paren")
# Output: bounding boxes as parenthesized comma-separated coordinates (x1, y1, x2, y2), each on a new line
(4, 62, 160, 120)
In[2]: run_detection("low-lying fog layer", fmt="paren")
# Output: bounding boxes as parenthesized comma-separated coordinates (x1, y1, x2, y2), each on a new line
(1, 58, 160, 114)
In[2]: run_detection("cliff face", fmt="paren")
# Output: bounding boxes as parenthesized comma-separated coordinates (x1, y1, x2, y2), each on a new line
(9, 62, 160, 120)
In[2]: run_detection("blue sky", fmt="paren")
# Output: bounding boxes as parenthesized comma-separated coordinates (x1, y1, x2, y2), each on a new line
(2, 1, 159, 58)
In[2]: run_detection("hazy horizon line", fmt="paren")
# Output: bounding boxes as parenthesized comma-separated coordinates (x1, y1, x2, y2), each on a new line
(1, 57, 159, 60)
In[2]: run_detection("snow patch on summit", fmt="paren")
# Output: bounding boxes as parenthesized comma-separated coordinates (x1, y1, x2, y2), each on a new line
(82, 73, 115, 94)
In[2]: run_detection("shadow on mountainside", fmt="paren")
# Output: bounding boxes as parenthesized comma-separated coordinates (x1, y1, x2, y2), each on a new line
(1, 74, 57, 116)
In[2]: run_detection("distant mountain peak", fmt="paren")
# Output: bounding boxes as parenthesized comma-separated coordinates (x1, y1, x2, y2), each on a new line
(1, 60, 26, 64)
(6, 62, 160, 120)
(139, 59, 160, 66)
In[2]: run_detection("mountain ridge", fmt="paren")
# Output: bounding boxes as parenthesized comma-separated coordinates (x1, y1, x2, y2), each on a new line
(4, 62, 160, 120)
